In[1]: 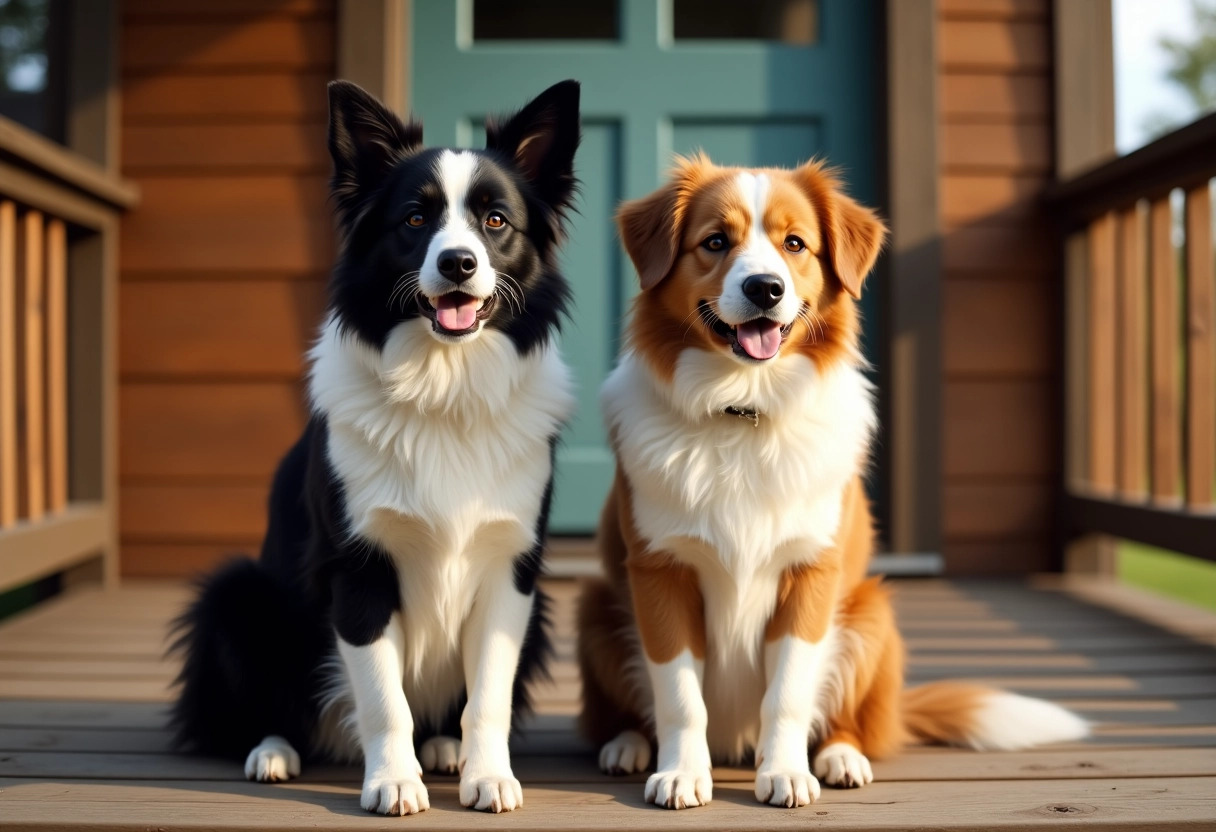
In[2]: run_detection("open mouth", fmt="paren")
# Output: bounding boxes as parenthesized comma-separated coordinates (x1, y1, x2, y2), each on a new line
(698, 300, 794, 361)
(417, 292, 496, 337)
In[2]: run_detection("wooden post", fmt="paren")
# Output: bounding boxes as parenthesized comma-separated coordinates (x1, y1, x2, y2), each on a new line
(46, 219, 68, 513)
(22, 211, 46, 523)
(0, 201, 15, 528)
(1149, 196, 1181, 505)
(1088, 212, 1118, 495)
(1116, 205, 1146, 499)
(1185, 185, 1214, 509)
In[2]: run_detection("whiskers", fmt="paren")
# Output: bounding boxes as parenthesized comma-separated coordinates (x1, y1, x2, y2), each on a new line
(494, 271, 526, 315)
(388, 270, 423, 312)
(796, 305, 828, 345)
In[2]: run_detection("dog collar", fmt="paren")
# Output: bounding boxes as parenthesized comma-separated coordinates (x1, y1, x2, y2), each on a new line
(723, 405, 760, 427)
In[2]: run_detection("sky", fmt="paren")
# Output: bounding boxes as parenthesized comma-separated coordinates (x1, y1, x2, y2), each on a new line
(1113, 0, 1209, 153)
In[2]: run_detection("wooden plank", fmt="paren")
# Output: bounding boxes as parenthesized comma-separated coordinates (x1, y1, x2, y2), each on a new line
(938, 0, 1048, 22)
(121, 123, 328, 172)
(0, 201, 15, 527)
(941, 540, 1052, 574)
(0, 119, 139, 212)
(942, 224, 1055, 273)
(943, 278, 1052, 376)
(21, 211, 45, 522)
(939, 73, 1050, 121)
(45, 219, 67, 512)
(0, 700, 168, 730)
(941, 123, 1052, 174)
(119, 541, 260, 579)
(1051, 0, 1116, 179)
(0, 658, 175, 681)
(942, 482, 1050, 540)
(119, 382, 307, 479)
(0, 678, 171, 702)
(943, 380, 1053, 477)
(122, 0, 334, 17)
(1, 776, 1214, 831)
(941, 174, 1045, 228)
(0, 726, 175, 753)
(0, 504, 110, 591)
(1184, 184, 1214, 508)
(121, 20, 334, 72)
(121, 483, 268, 542)
(938, 21, 1050, 71)
(121, 72, 331, 121)
(1149, 196, 1182, 504)
(1087, 212, 1118, 494)
(1116, 205, 1147, 499)
(119, 280, 325, 378)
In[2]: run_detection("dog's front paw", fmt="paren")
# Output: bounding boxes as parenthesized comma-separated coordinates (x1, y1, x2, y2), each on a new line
(754, 766, 820, 808)
(361, 775, 430, 815)
(644, 768, 712, 809)
(813, 742, 873, 788)
(420, 735, 461, 774)
(599, 730, 651, 775)
(244, 735, 301, 783)
(459, 771, 523, 813)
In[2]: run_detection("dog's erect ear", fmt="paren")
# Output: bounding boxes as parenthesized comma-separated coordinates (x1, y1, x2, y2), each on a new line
(486, 80, 580, 208)
(327, 80, 422, 225)
(795, 162, 887, 300)
(616, 154, 710, 291)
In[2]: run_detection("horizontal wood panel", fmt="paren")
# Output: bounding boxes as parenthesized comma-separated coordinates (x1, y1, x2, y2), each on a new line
(939, 21, 1050, 71)
(943, 539, 1053, 574)
(944, 380, 1054, 477)
(941, 174, 1046, 227)
(942, 224, 1056, 272)
(122, 20, 334, 72)
(943, 278, 1053, 376)
(122, 72, 330, 121)
(129, 175, 331, 217)
(122, 0, 334, 17)
(940, 73, 1050, 121)
(122, 122, 328, 171)
(120, 542, 260, 578)
(938, 0, 1048, 22)
(121, 483, 268, 542)
(943, 481, 1052, 540)
(941, 123, 1052, 173)
(120, 280, 325, 377)
(121, 219, 334, 272)
(119, 382, 306, 479)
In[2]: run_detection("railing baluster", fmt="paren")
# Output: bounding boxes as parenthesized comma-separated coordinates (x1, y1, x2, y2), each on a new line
(0, 201, 15, 528)
(1088, 212, 1118, 495)
(1185, 184, 1214, 509)
(1149, 195, 1182, 505)
(1117, 204, 1147, 499)
(22, 210, 45, 522)
(46, 219, 67, 513)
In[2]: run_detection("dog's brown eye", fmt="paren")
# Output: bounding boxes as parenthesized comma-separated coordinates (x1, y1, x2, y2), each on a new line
(702, 233, 727, 252)
(784, 235, 805, 253)
(407, 213, 425, 227)
(485, 212, 505, 229)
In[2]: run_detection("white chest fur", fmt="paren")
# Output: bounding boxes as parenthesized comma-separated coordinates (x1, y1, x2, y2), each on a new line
(309, 317, 574, 717)
(602, 348, 875, 760)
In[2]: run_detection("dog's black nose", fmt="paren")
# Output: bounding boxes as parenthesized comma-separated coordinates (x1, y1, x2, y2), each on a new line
(437, 248, 478, 282)
(742, 274, 785, 310)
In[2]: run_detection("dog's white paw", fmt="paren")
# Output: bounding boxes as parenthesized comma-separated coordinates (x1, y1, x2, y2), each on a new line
(754, 766, 820, 807)
(361, 775, 430, 815)
(419, 735, 461, 775)
(644, 767, 712, 809)
(599, 730, 651, 775)
(244, 735, 301, 783)
(459, 772, 523, 813)
(813, 742, 874, 788)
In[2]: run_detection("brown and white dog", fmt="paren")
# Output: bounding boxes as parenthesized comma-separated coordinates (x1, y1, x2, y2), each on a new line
(577, 155, 1088, 810)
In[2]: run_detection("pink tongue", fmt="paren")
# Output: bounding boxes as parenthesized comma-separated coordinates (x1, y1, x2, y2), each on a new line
(435, 294, 479, 331)
(735, 319, 782, 360)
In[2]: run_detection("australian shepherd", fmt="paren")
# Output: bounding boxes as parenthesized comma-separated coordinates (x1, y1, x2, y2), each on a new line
(170, 79, 581, 816)
(577, 154, 1088, 810)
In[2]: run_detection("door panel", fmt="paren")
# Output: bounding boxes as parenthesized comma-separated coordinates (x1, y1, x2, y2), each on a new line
(411, 0, 879, 532)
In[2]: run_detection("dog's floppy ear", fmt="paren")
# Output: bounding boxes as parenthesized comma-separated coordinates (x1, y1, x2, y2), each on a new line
(616, 155, 709, 291)
(327, 80, 423, 226)
(486, 80, 581, 210)
(796, 161, 887, 300)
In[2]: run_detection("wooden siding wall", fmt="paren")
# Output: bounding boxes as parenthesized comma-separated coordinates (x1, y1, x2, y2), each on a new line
(118, 0, 334, 577)
(938, 0, 1058, 573)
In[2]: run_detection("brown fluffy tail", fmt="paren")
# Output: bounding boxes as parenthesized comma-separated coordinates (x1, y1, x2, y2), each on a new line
(902, 682, 1089, 751)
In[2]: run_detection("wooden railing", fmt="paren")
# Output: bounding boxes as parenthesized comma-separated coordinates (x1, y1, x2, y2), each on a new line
(1049, 112, 1216, 563)
(0, 116, 137, 591)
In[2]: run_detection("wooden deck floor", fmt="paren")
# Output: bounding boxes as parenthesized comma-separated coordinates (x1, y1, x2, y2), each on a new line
(0, 577, 1214, 830)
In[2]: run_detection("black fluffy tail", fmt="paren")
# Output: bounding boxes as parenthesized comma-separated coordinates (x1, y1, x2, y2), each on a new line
(169, 557, 328, 759)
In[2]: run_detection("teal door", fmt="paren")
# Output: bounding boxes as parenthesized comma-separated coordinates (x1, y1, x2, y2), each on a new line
(411, 0, 879, 532)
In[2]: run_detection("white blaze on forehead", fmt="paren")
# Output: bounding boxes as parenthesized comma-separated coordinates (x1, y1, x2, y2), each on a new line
(717, 171, 799, 326)
(422, 150, 496, 306)
(436, 150, 479, 231)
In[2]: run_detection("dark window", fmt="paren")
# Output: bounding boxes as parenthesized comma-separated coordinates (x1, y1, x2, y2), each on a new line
(0, 0, 65, 141)
(473, 0, 619, 41)
(674, 0, 818, 44)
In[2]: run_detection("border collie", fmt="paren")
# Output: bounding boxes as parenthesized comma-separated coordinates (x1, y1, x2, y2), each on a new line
(170, 79, 581, 816)
(577, 154, 1088, 810)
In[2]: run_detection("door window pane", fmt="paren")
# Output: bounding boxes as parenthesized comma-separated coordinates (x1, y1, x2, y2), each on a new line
(0, 0, 63, 140)
(472, 0, 619, 41)
(673, 0, 818, 44)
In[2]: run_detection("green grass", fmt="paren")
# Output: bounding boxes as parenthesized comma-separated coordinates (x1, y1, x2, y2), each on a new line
(1118, 542, 1216, 612)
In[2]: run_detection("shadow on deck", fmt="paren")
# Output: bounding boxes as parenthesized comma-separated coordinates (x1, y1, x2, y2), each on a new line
(0, 577, 1214, 830)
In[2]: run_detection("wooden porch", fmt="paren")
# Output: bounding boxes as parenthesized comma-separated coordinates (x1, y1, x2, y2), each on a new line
(1, 577, 1215, 830)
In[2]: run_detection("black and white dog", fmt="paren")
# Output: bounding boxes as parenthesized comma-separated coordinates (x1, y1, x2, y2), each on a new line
(170, 79, 580, 816)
